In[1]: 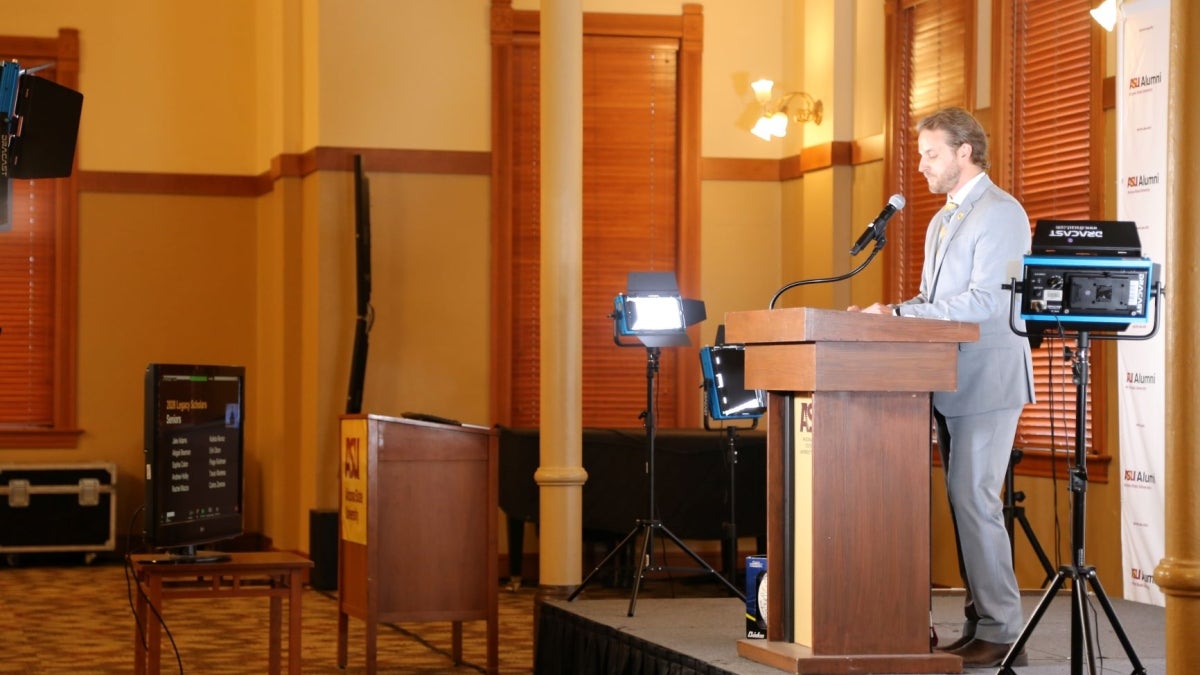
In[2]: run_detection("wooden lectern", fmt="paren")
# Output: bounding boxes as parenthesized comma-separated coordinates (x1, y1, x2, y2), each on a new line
(726, 307, 976, 674)
(336, 415, 499, 674)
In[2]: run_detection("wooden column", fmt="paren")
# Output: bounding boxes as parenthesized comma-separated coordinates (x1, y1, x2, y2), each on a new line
(537, 0, 586, 590)
(1158, 2, 1200, 673)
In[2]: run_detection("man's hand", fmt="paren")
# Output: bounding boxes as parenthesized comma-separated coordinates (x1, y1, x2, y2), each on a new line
(860, 302, 893, 315)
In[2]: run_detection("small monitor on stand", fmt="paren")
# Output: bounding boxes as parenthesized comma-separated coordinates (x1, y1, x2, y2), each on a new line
(142, 363, 246, 564)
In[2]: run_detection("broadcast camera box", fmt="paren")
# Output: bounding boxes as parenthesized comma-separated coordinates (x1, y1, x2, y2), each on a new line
(745, 554, 767, 639)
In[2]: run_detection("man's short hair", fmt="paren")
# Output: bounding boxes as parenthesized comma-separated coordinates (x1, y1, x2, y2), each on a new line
(917, 107, 989, 171)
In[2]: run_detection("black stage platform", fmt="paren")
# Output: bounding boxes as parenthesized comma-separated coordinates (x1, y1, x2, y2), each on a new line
(536, 587, 1167, 674)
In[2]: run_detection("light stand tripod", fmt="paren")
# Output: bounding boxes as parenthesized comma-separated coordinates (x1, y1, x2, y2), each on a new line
(1001, 223, 1162, 674)
(702, 415, 758, 586)
(1003, 448, 1056, 588)
(567, 346, 745, 615)
(996, 329, 1147, 675)
(698, 339, 767, 587)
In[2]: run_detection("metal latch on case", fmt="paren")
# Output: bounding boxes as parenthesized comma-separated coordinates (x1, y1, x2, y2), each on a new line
(79, 478, 100, 506)
(7, 479, 30, 507)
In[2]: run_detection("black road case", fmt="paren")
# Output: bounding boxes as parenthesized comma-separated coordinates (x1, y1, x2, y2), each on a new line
(0, 462, 117, 563)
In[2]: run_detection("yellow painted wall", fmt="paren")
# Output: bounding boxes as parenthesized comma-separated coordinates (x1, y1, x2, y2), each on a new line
(700, 0, 788, 160)
(700, 182, 783, 325)
(253, 178, 306, 547)
(355, 174, 493, 422)
(7, 1, 259, 174)
(311, 2, 492, 152)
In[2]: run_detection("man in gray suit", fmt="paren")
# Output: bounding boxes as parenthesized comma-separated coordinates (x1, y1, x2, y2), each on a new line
(852, 107, 1034, 668)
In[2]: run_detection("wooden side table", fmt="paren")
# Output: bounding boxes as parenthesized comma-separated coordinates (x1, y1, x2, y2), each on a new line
(131, 551, 313, 675)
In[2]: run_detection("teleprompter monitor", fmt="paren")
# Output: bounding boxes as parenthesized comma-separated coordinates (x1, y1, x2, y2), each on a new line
(142, 363, 245, 563)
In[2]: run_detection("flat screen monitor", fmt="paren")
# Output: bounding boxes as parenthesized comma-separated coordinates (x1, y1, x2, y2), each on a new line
(699, 345, 766, 420)
(142, 363, 245, 562)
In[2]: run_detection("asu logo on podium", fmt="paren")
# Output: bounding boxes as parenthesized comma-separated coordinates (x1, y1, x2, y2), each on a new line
(344, 436, 361, 480)
(795, 397, 814, 456)
(340, 418, 369, 544)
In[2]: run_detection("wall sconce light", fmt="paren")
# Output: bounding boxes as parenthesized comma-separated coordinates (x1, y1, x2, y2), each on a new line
(1090, 0, 1120, 32)
(749, 78, 823, 141)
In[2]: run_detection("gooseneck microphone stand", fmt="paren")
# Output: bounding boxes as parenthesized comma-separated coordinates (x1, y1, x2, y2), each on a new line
(568, 333, 744, 616)
(770, 233, 885, 309)
(997, 283, 1162, 675)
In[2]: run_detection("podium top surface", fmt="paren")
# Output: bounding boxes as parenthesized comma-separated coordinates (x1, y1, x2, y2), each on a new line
(340, 413, 495, 435)
(724, 307, 978, 346)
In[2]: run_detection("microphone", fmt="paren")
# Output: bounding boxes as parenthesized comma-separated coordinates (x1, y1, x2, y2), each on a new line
(850, 194, 906, 255)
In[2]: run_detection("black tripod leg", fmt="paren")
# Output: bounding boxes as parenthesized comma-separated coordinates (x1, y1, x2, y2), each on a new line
(657, 524, 746, 600)
(567, 523, 644, 601)
(626, 522, 657, 616)
(1004, 449, 1057, 588)
(1017, 511, 1057, 587)
(997, 567, 1071, 673)
(1072, 573, 1095, 675)
(1083, 568, 1148, 674)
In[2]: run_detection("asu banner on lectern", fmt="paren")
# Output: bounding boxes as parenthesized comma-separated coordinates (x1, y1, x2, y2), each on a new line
(791, 396, 814, 646)
(340, 418, 369, 545)
(1116, 0, 1169, 607)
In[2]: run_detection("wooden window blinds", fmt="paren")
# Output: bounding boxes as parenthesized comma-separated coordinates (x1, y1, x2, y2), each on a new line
(0, 29, 80, 448)
(506, 35, 683, 428)
(889, 0, 1103, 457)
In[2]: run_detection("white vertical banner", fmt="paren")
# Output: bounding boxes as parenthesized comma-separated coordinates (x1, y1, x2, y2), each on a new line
(1116, 0, 1169, 606)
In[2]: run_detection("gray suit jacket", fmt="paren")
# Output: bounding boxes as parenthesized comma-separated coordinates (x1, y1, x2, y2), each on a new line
(897, 174, 1035, 417)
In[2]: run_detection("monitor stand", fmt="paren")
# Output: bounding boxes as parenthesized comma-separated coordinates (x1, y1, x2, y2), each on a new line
(141, 545, 231, 565)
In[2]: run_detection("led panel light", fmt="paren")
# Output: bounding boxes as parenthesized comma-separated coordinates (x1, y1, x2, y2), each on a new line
(700, 345, 766, 420)
(623, 294, 685, 333)
(1019, 255, 1158, 331)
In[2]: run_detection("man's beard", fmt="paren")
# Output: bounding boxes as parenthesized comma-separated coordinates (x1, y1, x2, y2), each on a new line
(926, 164, 961, 194)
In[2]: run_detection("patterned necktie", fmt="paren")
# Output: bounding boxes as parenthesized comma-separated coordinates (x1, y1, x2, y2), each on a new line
(939, 201, 957, 243)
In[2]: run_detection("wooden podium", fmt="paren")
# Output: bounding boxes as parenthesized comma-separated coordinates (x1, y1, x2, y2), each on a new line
(726, 307, 976, 674)
(336, 414, 499, 674)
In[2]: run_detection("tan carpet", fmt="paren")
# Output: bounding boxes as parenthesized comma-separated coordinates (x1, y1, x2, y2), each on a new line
(0, 559, 536, 674)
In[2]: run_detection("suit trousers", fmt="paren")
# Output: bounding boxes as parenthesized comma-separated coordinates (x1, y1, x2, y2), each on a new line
(935, 406, 1025, 643)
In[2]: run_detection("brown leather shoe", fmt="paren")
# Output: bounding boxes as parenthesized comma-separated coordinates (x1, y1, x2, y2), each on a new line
(950, 638, 1027, 668)
(934, 633, 974, 653)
